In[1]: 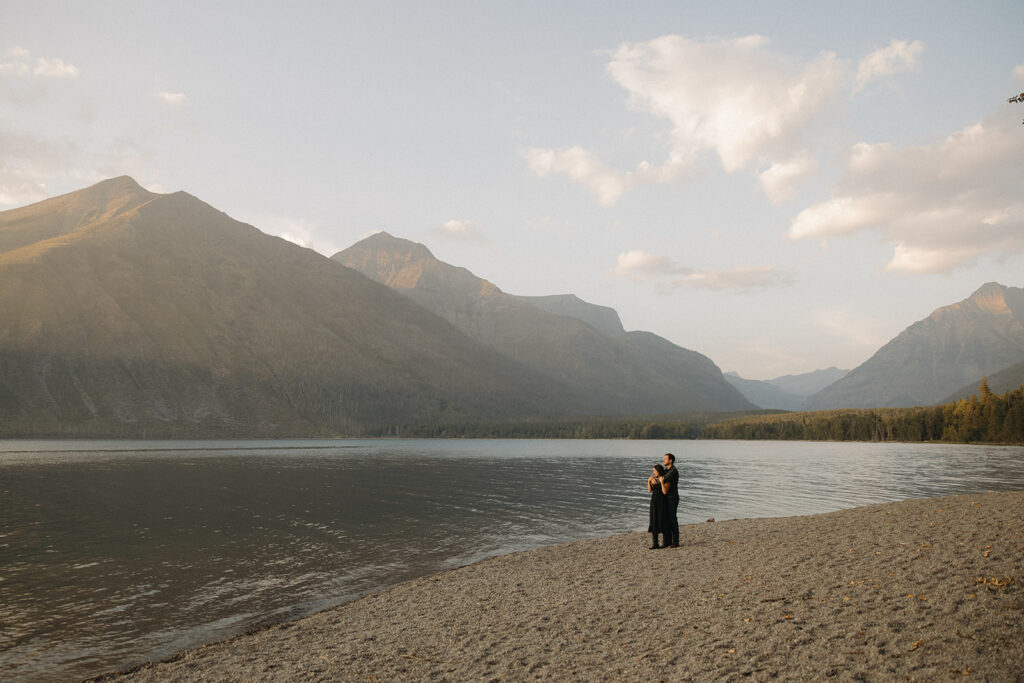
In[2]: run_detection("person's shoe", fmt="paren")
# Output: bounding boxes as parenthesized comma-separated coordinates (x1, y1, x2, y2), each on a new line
(667, 543, 679, 548)
(648, 544, 661, 550)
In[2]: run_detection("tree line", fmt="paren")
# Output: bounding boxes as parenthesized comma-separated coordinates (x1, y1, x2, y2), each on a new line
(702, 380, 1024, 444)
(392, 380, 1023, 444)
(379, 412, 758, 440)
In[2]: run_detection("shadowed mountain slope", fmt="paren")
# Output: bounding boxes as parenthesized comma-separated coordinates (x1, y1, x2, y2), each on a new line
(0, 178, 585, 436)
(942, 359, 1024, 403)
(334, 232, 753, 414)
(804, 283, 1024, 409)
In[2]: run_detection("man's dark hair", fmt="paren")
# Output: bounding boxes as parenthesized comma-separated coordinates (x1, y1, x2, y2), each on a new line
(664, 453, 675, 463)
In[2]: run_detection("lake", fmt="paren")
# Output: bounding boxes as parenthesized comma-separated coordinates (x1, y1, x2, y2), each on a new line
(3, 438, 1023, 681)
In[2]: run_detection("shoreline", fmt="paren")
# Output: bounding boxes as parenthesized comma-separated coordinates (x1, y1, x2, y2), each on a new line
(100, 491, 1023, 681)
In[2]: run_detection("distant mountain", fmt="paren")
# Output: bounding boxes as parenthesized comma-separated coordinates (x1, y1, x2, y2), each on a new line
(724, 367, 848, 410)
(766, 367, 849, 397)
(334, 232, 754, 414)
(0, 178, 589, 436)
(724, 373, 805, 411)
(804, 283, 1024, 409)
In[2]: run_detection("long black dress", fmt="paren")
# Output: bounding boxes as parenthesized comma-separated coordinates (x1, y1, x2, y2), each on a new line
(648, 481, 670, 545)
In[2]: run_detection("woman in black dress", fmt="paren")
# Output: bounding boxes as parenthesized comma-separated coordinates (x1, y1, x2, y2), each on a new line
(647, 464, 671, 549)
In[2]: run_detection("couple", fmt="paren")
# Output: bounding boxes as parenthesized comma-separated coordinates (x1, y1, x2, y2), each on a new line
(647, 452, 679, 549)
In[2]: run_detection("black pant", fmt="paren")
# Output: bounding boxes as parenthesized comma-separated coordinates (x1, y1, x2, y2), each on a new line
(666, 497, 679, 546)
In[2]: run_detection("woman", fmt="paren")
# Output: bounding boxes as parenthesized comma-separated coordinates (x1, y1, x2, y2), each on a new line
(647, 464, 671, 549)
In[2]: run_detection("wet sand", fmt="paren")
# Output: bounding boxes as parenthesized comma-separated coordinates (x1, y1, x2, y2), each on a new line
(102, 491, 1024, 681)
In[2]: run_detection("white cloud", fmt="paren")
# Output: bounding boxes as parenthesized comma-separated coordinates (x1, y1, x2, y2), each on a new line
(154, 91, 187, 106)
(0, 131, 81, 207)
(789, 111, 1024, 273)
(606, 34, 847, 174)
(613, 249, 791, 291)
(0, 171, 49, 205)
(855, 39, 923, 90)
(523, 146, 630, 205)
(0, 60, 29, 77)
(526, 34, 862, 204)
(430, 219, 486, 242)
(1, 47, 80, 106)
(757, 154, 818, 204)
(526, 35, 937, 206)
(1, 48, 79, 79)
(33, 57, 79, 79)
(681, 265, 794, 291)
(236, 212, 339, 256)
(613, 250, 676, 277)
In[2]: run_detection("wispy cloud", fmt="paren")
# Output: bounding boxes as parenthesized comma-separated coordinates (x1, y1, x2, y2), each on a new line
(0, 170, 49, 205)
(429, 219, 486, 242)
(236, 212, 339, 256)
(613, 250, 792, 291)
(855, 39, 923, 91)
(523, 146, 630, 205)
(790, 102, 1024, 273)
(0, 47, 79, 79)
(33, 57, 79, 79)
(757, 154, 818, 204)
(154, 91, 187, 106)
(0, 131, 80, 206)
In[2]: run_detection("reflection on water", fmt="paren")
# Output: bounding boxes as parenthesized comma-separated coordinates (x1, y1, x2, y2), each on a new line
(2, 439, 1023, 681)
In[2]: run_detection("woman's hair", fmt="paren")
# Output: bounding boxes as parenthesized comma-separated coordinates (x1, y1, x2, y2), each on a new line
(653, 464, 666, 475)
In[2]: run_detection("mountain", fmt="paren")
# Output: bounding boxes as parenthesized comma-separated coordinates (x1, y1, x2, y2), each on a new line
(804, 283, 1024, 409)
(0, 178, 589, 436)
(515, 294, 624, 336)
(723, 373, 805, 411)
(334, 232, 754, 414)
(767, 367, 849, 397)
(723, 367, 848, 410)
(942, 359, 1024, 403)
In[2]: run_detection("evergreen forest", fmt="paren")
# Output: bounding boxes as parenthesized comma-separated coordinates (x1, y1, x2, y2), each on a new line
(398, 381, 1024, 444)
(702, 380, 1024, 444)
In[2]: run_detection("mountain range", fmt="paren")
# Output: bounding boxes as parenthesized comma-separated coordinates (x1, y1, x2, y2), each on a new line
(724, 367, 849, 411)
(0, 178, 750, 437)
(334, 232, 752, 415)
(2, 177, 1020, 437)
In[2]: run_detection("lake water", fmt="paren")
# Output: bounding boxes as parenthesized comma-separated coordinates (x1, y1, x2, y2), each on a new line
(3, 438, 1024, 681)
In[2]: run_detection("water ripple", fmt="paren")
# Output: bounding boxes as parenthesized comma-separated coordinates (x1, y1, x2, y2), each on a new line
(2, 439, 1023, 681)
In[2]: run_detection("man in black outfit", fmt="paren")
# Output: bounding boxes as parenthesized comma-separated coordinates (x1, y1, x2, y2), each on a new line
(660, 453, 680, 547)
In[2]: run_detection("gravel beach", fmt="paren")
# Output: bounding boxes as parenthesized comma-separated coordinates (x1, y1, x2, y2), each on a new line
(102, 491, 1024, 681)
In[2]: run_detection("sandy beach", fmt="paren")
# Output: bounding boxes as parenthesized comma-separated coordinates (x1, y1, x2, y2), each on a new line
(100, 491, 1024, 681)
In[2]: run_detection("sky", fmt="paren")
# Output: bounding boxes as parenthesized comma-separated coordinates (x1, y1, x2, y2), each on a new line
(3, 1, 1023, 379)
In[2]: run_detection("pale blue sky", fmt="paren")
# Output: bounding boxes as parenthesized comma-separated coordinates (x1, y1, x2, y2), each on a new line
(3, 1, 1023, 378)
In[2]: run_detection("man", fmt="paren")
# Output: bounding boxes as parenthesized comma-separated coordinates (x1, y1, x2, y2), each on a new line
(659, 453, 680, 547)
